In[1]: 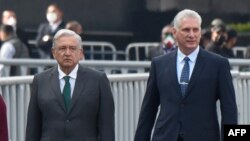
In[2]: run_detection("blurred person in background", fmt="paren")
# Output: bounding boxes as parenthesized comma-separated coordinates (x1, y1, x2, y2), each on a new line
(199, 28, 211, 49)
(0, 24, 29, 76)
(65, 20, 83, 37)
(220, 28, 238, 58)
(1, 10, 28, 48)
(148, 24, 176, 60)
(65, 20, 85, 59)
(210, 18, 224, 28)
(35, 3, 65, 59)
(0, 94, 8, 141)
(206, 24, 227, 55)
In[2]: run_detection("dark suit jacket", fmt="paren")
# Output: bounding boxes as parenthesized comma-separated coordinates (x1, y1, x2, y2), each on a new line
(134, 48, 237, 141)
(0, 95, 8, 141)
(26, 65, 115, 141)
(35, 22, 65, 56)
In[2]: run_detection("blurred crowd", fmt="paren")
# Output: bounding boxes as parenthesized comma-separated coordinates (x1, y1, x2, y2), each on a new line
(149, 18, 250, 61)
(0, 3, 250, 76)
(0, 3, 84, 76)
(0, 4, 84, 59)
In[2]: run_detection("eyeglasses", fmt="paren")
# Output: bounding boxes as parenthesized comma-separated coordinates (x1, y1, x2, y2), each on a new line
(55, 46, 80, 53)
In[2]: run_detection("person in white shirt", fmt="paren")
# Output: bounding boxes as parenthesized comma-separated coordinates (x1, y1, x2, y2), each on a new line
(0, 24, 29, 76)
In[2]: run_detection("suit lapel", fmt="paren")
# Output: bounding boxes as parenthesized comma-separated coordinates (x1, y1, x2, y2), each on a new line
(68, 66, 87, 113)
(50, 67, 67, 112)
(185, 49, 206, 97)
(166, 51, 183, 99)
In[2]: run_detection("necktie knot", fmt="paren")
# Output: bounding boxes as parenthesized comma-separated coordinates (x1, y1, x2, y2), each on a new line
(63, 76, 70, 82)
(183, 57, 190, 63)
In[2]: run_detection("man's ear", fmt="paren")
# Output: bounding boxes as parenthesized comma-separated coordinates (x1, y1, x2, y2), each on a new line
(80, 49, 85, 60)
(51, 47, 56, 58)
(172, 28, 177, 38)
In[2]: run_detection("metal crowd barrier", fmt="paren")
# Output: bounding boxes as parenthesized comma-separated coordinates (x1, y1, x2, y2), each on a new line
(0, 59, 151, 75)
(232, 46, 248, 58)
(125, 42, 160, 61)
(0, 72, 250, 141)
(1, 58, 250, 76)
(125, 43, 250, 61)
(28, 40, 119, 60)
(82, 41, 117, 60)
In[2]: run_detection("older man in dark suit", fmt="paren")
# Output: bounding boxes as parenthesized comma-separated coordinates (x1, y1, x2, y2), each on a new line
(134, 9, 237, 141)
(26, 29, 115, 141)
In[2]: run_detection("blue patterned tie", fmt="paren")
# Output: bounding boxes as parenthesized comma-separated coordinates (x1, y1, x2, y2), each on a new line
(63, 76, 71, 111)
(180, 57, 190, 96)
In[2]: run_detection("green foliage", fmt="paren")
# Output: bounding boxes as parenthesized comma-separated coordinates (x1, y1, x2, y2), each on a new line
(229, 22, 250, 32)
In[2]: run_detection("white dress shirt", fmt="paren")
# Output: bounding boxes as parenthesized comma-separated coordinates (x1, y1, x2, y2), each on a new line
(177, 47, 200, 83)
(58, 64, 79, 97)
(50, 20, 62, 32)
(0, 42, 16, 59)
(0, 42, 16, 74)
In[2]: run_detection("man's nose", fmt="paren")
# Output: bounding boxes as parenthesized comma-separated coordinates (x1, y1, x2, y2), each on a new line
(65, 48, 71, 54)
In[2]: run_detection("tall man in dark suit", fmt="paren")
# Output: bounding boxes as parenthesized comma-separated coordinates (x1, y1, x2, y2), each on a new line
(35, 3, 65, 59)
(134, 9, 237, 141)
(26, 29, 115, 141)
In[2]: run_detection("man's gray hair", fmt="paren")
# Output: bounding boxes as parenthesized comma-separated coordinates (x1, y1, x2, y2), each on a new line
(173, 9, 202, 30)
(52, 29, 82, 48)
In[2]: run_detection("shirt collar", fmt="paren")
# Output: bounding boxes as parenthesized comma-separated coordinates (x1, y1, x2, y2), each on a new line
(50, 20, 62, 30)
(177, 46, 200, 63)
(58, 64, 79, 80)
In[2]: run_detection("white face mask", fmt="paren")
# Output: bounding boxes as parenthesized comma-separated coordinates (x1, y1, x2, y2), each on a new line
(7, 17, 17, 27)
(163, 35, 175, 48)
(46, 12, 57, 23)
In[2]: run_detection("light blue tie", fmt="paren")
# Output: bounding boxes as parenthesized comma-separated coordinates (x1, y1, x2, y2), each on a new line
(180, 57, 190, 96)
(63, 76, 71, 111)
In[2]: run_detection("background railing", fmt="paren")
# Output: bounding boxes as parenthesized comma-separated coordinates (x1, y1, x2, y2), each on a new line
(125, 42, 160, 61)
(0, 72, 249, 141)
(82, 41, 117, 60)
(1, 58, 250, 76)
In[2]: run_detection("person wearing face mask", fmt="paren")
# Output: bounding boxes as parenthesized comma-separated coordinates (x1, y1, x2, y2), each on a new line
(1, 10, 29, 49)
(148, 24, 177, 60)
(35, 3, 65, 59)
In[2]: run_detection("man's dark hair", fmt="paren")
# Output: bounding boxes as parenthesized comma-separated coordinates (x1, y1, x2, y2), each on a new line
(227, 28, 237, 40)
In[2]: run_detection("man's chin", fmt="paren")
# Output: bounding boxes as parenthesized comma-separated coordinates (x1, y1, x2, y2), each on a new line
(62, 62, 73, 67)
(187, 44, 198, 48)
